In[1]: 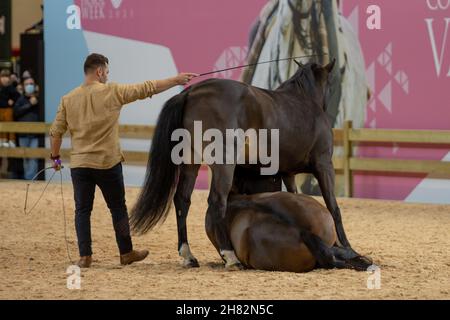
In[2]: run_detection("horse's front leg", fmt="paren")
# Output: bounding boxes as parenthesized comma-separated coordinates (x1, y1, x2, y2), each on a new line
(313, 161, 355, 251)
(208, 164, 243, 270)
(313, 161, 373, 266)
(282, 174, 298, 193)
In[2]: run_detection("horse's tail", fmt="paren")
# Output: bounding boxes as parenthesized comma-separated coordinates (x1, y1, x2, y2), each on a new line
(130, 88, 190, 234)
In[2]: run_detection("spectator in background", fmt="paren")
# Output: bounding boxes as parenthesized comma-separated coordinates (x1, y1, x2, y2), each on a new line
(11, 72, 24, 95)
(0, 69, 20, 148)
(16, 83, 24, 95)
(13, 77, 40, 180)
(18, 70, 34, 96)
(10, 72, 20, 88)
(22, 70, 31, 80)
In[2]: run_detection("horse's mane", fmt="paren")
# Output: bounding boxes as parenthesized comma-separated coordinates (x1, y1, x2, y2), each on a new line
(277, 63, 323, 107)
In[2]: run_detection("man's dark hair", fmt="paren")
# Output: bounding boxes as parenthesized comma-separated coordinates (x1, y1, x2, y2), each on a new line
(83, 53, 109, 74)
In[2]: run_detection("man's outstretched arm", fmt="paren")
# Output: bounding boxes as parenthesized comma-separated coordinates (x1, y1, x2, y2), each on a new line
(115, 73, 199, 106)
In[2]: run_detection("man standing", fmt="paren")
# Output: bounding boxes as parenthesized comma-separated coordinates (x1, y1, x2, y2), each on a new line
(49, 53, 197, 268)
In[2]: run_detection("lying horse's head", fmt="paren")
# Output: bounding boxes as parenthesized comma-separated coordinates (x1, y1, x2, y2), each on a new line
(286, 59, 336, 112)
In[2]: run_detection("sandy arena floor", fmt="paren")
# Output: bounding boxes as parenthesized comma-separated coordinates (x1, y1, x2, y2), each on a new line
(0, 180, 449, 300)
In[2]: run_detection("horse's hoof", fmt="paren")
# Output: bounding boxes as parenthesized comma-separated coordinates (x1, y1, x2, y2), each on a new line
(182, 258, 200, 268)
(355, 255, 373, 266)
(349, 255, 373, 271)
(225, 262, 244, 271)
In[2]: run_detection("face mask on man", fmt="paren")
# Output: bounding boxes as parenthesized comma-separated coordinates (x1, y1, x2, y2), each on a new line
(25, 84, 35, 95)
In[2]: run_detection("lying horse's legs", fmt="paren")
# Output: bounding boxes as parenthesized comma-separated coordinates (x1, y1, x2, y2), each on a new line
(174, 164, 200, 267)
(300, 229, 355, 270)
(282, 174, 298, 193)
(208, 164, 242, 270)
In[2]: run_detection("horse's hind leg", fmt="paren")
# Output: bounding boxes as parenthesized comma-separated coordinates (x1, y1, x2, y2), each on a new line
(208, 164, 243, 270)
(174, 164, 200, 267)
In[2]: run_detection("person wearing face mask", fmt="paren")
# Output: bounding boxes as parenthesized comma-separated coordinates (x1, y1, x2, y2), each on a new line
(0, 69, 20, 148)
(49, 53, 198, 268)
(13, 77, 40, 180)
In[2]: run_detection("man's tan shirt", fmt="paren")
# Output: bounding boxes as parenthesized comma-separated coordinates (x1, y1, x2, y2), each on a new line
(49, 80, 156, 169)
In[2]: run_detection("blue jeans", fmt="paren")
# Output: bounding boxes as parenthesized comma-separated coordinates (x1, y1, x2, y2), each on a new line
(70, 162, 133, 257)
(18, 136, 39, 180)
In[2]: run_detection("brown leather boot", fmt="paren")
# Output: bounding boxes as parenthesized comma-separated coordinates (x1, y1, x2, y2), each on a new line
(120, 250, 149, 265)
(77, 256, 92, 268)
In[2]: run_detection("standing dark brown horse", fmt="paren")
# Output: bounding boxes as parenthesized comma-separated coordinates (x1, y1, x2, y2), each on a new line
(130, 60, 370, 269)
(208, 192, 368, 272)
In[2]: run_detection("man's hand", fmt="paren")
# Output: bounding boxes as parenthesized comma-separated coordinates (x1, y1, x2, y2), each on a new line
(50, 154, 62, 171)
(173, 73, 199, 85)
(8, 99, 14, 107)
(153, 73, 199, 94)
(30, 96, 38, 106)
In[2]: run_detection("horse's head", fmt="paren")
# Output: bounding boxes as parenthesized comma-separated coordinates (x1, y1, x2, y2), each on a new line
(291, 58, 336, 111)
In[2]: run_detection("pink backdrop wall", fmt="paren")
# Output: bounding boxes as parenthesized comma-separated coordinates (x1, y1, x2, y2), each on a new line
(342, 0, 450, 200)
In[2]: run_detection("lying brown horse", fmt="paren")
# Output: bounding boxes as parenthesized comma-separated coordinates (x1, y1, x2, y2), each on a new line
(131, 60, 371, 269)
(206, 192, 367, 272)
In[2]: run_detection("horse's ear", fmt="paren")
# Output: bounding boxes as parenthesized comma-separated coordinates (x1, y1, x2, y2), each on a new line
(325, 58, 336, 73)
(293, 59, 303, 68)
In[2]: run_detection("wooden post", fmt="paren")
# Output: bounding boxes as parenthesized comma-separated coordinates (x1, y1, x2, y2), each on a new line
(343, 120, 353, 197)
